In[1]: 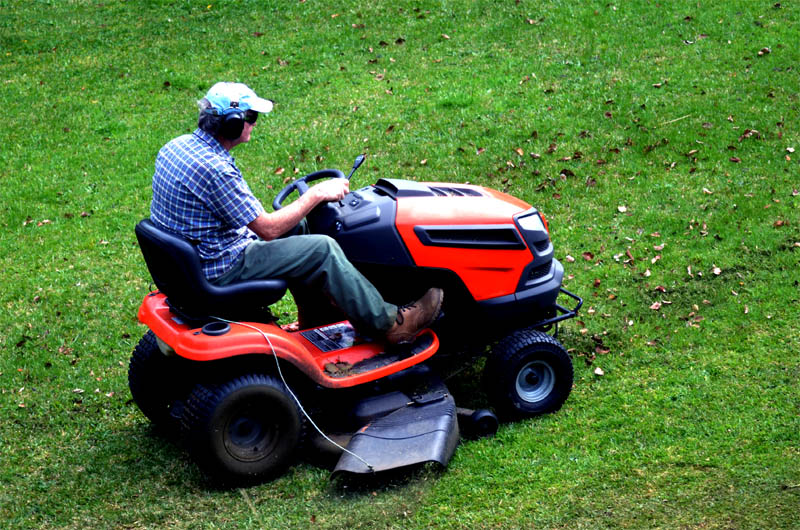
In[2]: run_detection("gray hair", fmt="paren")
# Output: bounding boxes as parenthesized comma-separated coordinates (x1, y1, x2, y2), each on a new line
(197, 98, 223, 135)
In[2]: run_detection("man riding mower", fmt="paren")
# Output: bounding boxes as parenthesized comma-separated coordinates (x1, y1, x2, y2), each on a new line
(129, 82, 582, 485)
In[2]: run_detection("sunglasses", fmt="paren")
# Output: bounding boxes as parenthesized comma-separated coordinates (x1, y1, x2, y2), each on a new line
(244, 110, 258, 124)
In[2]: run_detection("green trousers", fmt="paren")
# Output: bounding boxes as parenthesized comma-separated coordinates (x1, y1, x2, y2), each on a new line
(213, 233, 397, 336)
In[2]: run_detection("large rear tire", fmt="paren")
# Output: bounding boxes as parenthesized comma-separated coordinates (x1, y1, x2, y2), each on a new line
(485, 329, 573, 421)
(128, 331, 191, 431)
(181, 374, 305, 485)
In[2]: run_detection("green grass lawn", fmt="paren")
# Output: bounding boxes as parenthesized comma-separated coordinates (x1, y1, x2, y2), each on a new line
(1, 0, 798, 528)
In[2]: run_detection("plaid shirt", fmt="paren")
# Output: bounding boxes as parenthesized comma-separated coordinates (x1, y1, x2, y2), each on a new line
(150, 129, 264, 280)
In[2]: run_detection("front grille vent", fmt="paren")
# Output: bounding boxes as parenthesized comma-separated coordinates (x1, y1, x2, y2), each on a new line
(533, 239, 551, 253)
(528, 263, 551, 282)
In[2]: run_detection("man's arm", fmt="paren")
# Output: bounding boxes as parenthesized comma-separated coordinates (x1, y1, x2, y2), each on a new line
(247, 178, 349, 241)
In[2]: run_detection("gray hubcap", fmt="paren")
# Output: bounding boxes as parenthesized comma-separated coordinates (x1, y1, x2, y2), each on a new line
(515, 360, 555, 403)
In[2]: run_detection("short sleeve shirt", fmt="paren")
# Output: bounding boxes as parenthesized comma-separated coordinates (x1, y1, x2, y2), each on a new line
(150, 129, 264, 280)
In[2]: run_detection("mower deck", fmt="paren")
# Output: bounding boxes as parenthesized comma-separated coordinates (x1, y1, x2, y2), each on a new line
(308, 366, 462, 477)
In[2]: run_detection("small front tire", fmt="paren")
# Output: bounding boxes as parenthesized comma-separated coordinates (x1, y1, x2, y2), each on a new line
(485, 329, 573, 421)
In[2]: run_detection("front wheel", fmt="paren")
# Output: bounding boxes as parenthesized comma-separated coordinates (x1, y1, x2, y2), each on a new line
(485, 329, 573, 421)
(181, 374, 305, 485)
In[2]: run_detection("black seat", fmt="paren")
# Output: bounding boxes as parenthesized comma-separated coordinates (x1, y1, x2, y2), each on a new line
(135, 218, 288, 323)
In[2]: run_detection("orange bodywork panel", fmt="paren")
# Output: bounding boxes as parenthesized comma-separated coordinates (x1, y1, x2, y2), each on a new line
(396, 184, 533, 301)
(137, 292, 438, 389)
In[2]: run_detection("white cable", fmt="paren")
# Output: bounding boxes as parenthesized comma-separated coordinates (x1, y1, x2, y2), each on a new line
(210, 316, 374, 472)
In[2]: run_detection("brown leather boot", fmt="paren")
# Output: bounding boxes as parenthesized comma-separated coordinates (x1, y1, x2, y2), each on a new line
(385, 287, 444, 344)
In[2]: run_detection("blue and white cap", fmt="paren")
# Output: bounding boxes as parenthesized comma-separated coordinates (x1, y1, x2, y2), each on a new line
(203, 82, 274, 116)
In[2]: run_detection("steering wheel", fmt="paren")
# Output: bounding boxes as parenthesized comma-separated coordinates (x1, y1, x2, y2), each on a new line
(272, 169, 346, 211)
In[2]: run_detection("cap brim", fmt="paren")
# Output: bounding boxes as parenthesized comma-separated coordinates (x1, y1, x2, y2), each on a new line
(250, 98, 274, 113)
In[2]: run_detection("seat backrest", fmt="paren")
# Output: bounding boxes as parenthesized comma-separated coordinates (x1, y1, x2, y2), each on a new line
(135, 219, 287, 322)
(135, 218, 209, 298)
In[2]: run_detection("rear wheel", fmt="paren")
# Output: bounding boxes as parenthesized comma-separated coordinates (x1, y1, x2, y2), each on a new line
(485, 329, 573, 420)
(128, 331, 192, 431)
(181, 374, 305, 485)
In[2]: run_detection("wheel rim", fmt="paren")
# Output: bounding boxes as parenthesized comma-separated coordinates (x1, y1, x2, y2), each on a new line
(515, 360, 555, 403)
(223, 407, 280, 463)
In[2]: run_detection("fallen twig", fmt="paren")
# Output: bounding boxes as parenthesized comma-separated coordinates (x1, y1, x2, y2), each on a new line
(660, 114, 692, 126)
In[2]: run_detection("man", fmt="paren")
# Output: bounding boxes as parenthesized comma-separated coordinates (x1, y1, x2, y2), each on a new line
(150, 82, 442, 344)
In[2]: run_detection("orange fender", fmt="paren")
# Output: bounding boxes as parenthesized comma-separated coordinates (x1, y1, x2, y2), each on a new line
(137, 292, 438, 388)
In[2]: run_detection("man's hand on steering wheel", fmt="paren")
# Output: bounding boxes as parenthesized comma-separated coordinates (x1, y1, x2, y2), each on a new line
(310, 178, 349, 203)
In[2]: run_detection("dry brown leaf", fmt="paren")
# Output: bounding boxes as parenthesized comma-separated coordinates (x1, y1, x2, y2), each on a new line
(739, 129, 761, 142)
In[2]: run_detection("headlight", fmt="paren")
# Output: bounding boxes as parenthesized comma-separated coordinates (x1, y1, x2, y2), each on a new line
(516, 212, 546, 234)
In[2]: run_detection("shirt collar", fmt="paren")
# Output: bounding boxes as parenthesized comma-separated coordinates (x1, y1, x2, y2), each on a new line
(192, 128, 234, 162)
